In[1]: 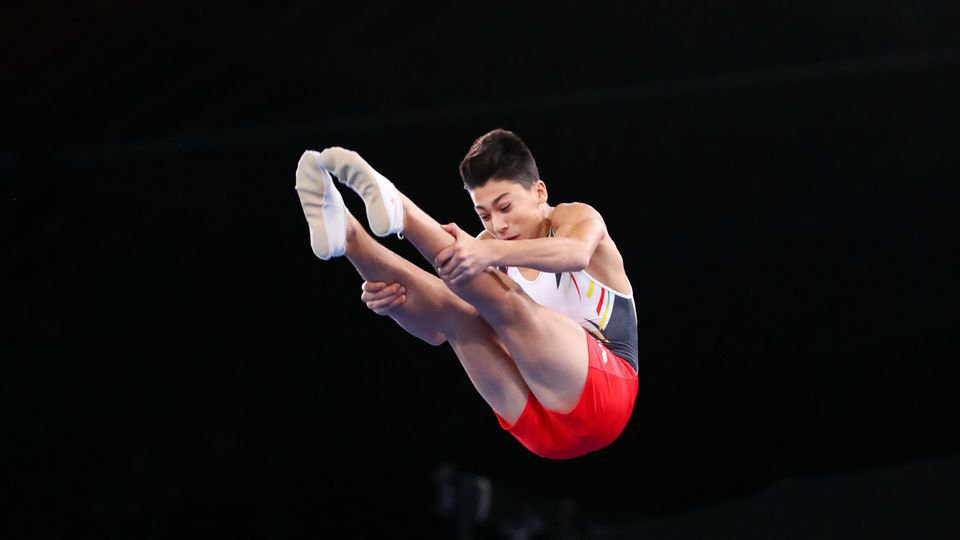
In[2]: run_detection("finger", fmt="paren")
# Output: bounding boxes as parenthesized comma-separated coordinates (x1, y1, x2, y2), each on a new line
(372, 284, 403, 300)
(450, 268, 472, 285)
(436, 258, 454, 277)
(369, 290, 393, 302)
(446, 264, 468, 284)
(362, 290, 383, 302)
(365, 285, 391, 302)
(434, 247, 454, 269)
(439, 257, 460, 277)
(371, 297, 396, 310)
(362, 281, 387, 292)
(374, 294, 405, 315)
(377, 285, 404, 301)
(370, 296, 399, 314)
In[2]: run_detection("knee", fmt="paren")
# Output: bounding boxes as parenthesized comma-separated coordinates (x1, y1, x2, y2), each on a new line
(436, 305, 482, 344)
(500, 289, 536, 321)
(468, 285, 534, 327)
(422, 332, 448, 347)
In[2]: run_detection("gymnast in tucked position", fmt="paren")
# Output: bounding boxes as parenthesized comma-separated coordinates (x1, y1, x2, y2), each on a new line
(295, 129, 638, 459)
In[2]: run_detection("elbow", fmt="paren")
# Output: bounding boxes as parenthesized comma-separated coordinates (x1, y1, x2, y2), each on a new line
(572, 246, 592, 271)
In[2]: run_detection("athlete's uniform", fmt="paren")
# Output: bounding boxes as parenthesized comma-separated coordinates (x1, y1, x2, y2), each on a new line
(298, 146, 637, 459)
(493, 233, 639, 459)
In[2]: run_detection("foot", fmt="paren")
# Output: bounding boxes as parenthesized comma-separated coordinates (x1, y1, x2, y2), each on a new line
(295, 150, 348, 260)
(316, 147, 404, 238)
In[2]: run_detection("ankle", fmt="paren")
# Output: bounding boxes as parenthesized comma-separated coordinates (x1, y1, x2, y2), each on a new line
(343, 214, 362, 255)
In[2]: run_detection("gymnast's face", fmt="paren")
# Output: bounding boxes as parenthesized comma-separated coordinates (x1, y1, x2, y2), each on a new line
(469, 178, 548, 240)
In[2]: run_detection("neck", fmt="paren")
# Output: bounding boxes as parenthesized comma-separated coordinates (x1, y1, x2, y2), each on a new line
(537, 204, 555, 237)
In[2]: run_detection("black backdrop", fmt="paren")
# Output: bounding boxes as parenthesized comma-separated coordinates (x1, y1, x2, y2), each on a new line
(4, 2, 959, 538)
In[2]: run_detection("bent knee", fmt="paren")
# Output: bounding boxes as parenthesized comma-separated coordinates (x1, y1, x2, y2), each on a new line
(485, 287, 540, 327)
(425, 332, 448, 347)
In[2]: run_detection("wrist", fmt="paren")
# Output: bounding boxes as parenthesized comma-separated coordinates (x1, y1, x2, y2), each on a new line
(488, 239, 507, 267)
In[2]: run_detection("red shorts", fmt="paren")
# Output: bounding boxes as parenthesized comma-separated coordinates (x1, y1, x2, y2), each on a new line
(494, 328, 639, 460)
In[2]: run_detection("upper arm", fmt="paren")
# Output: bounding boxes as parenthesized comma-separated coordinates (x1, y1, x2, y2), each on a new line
(552, 203, 607, 259)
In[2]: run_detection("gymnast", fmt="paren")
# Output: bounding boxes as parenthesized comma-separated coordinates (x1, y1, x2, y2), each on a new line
(294, 129, 638, 459)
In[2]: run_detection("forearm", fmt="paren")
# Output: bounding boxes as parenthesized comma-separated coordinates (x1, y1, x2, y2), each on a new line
(491, 237, 590, 272)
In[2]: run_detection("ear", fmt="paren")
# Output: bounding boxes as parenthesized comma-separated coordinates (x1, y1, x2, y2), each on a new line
(535, 179, 548, 203)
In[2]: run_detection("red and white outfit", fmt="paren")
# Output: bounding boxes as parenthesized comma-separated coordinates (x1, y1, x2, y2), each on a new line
(494, 258, 639, 460)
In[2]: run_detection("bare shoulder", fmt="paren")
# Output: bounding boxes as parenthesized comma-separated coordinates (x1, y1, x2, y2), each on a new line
(551, 202, 606, 227)
(476, 229, 496, 241)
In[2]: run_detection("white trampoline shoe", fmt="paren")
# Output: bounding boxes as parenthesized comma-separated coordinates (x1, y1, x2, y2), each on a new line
(315, 147, 404, 238)
(295, 150, 347, 260)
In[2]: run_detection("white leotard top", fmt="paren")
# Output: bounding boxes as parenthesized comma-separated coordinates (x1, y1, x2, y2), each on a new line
(500, 264, 639, 372)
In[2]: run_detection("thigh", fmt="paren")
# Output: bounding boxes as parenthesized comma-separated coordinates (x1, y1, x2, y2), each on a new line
(486, 295, 591, 414)
(347, 232, 532, 423)
(443, 305, 531, 425)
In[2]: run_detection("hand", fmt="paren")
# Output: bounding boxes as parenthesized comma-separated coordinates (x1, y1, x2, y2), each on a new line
(434, 223, 495, 285)
(361, 281, 406, 315)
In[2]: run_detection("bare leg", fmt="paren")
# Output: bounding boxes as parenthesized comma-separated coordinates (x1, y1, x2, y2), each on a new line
(342, 213, 530, 422)
(399, 194, 590, 413)
(313, 147, 588, 413)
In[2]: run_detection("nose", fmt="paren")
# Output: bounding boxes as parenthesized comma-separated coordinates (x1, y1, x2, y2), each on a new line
(492, 216, 509, 235)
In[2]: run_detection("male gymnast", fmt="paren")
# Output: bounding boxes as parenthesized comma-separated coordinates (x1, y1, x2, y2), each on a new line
(295, 129, 638, 459)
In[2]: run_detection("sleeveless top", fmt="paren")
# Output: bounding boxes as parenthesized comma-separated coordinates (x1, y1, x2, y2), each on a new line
(497, 230, 639, 372)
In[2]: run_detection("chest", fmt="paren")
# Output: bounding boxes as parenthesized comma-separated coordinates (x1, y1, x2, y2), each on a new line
(508, 268, 568, 314)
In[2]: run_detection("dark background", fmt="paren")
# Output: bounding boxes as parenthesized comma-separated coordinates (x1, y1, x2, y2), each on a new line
(3, 2, 959, 538)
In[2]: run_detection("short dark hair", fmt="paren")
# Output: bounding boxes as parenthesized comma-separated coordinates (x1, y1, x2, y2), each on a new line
(458, 129, 540, 190)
